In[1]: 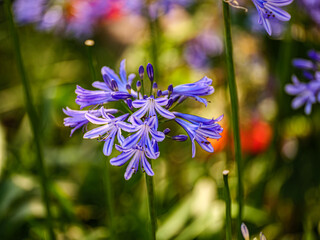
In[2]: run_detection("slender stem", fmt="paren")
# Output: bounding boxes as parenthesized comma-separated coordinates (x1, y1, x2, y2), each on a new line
(222, 2, 243, 239)
(4, 1, 55, 239)
(104, 161, 116, 240)
(223, 170, 232, 240)
(145, 165, 157, 240)
(149, 19, 159, 80)
(85, 40, 97, 82)
(84, 41, 116, 240)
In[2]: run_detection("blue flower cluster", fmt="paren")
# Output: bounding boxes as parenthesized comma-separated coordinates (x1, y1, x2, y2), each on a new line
(64, 60, 223, 180)
(285, 50, 320, 115)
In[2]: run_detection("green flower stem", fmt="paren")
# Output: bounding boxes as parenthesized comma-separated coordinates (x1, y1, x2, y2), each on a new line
(104, 161, 116, 240)
(84, 42, 116, 240)
(222, 1, 243, 238)
(147, 0, 159, 94)
(4, 0, 55, 239)
(223, 170, 232, 240)
(145, 166, 157, 240)
(85, 40, 97, 82)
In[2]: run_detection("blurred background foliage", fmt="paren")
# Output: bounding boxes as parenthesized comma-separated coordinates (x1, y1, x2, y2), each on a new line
(0, 0, 320, 239)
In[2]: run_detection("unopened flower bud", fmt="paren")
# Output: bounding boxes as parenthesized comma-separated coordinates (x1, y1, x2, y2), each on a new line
(139, 65, 144, 80)
(172, 135, 188, 141)
(241, 223, 249, 240)
(260, 232, 266, 240)
(157, 90, 162, 97)
(163, 128, 171, 135)
(146, 63, 154, 82)
(136, 80, 142, 91)
(168, 84, 173, 94)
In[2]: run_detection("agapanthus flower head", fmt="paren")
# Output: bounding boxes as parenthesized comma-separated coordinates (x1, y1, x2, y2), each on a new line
(251, 0, 293, 35)
(285, 50, 320, 115)
(64, 59, 223, 179)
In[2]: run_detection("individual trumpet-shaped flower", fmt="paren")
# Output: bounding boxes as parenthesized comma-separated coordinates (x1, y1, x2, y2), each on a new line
(83, 109, 129, 156)
(110, 144, 156, 180)
(251, 0, 293, 35)
(175, 114, 223, 158)
(76, 60, 136, 109)
(162, 77, 214, 106)
(131, 95, 176, 120)
(285, 75, 320, 115)
(122, 116, 165, 158)
(173, 112, 222, 125)
(63, 107, 118, 136)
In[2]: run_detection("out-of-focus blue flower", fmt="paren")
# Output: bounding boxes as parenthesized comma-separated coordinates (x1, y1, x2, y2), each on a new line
(110, 144, 156, 180)
(184, 31, 223, 70)
(300, 0, 320, 25)
(285, 75, 320, 115)
(64, 60, 223, 180)
(124, 0, 193, 19)
(83, 109, 129, 156)
(13, 0, 46, 24)
(149, 0, 193, 19)
(292, 50, 320, 71)
(63, 107, 118, 136)
(285, 50, 320, 115)
(162, 77, 215, 106)
(13, 0, 113, 39)
(251, 0, 293, 35)
(175, 114, 223, 158)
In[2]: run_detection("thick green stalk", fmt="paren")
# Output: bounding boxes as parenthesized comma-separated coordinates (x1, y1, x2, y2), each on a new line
(222, 2, 243, 238)
(84, 41, 116, 239)
(223, 170, 232, 240)
(145, 166, 157, 240)
(4, 1, 55, 239)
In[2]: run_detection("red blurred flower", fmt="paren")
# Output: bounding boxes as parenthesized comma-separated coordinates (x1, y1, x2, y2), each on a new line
(241, 119, 273, 155)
